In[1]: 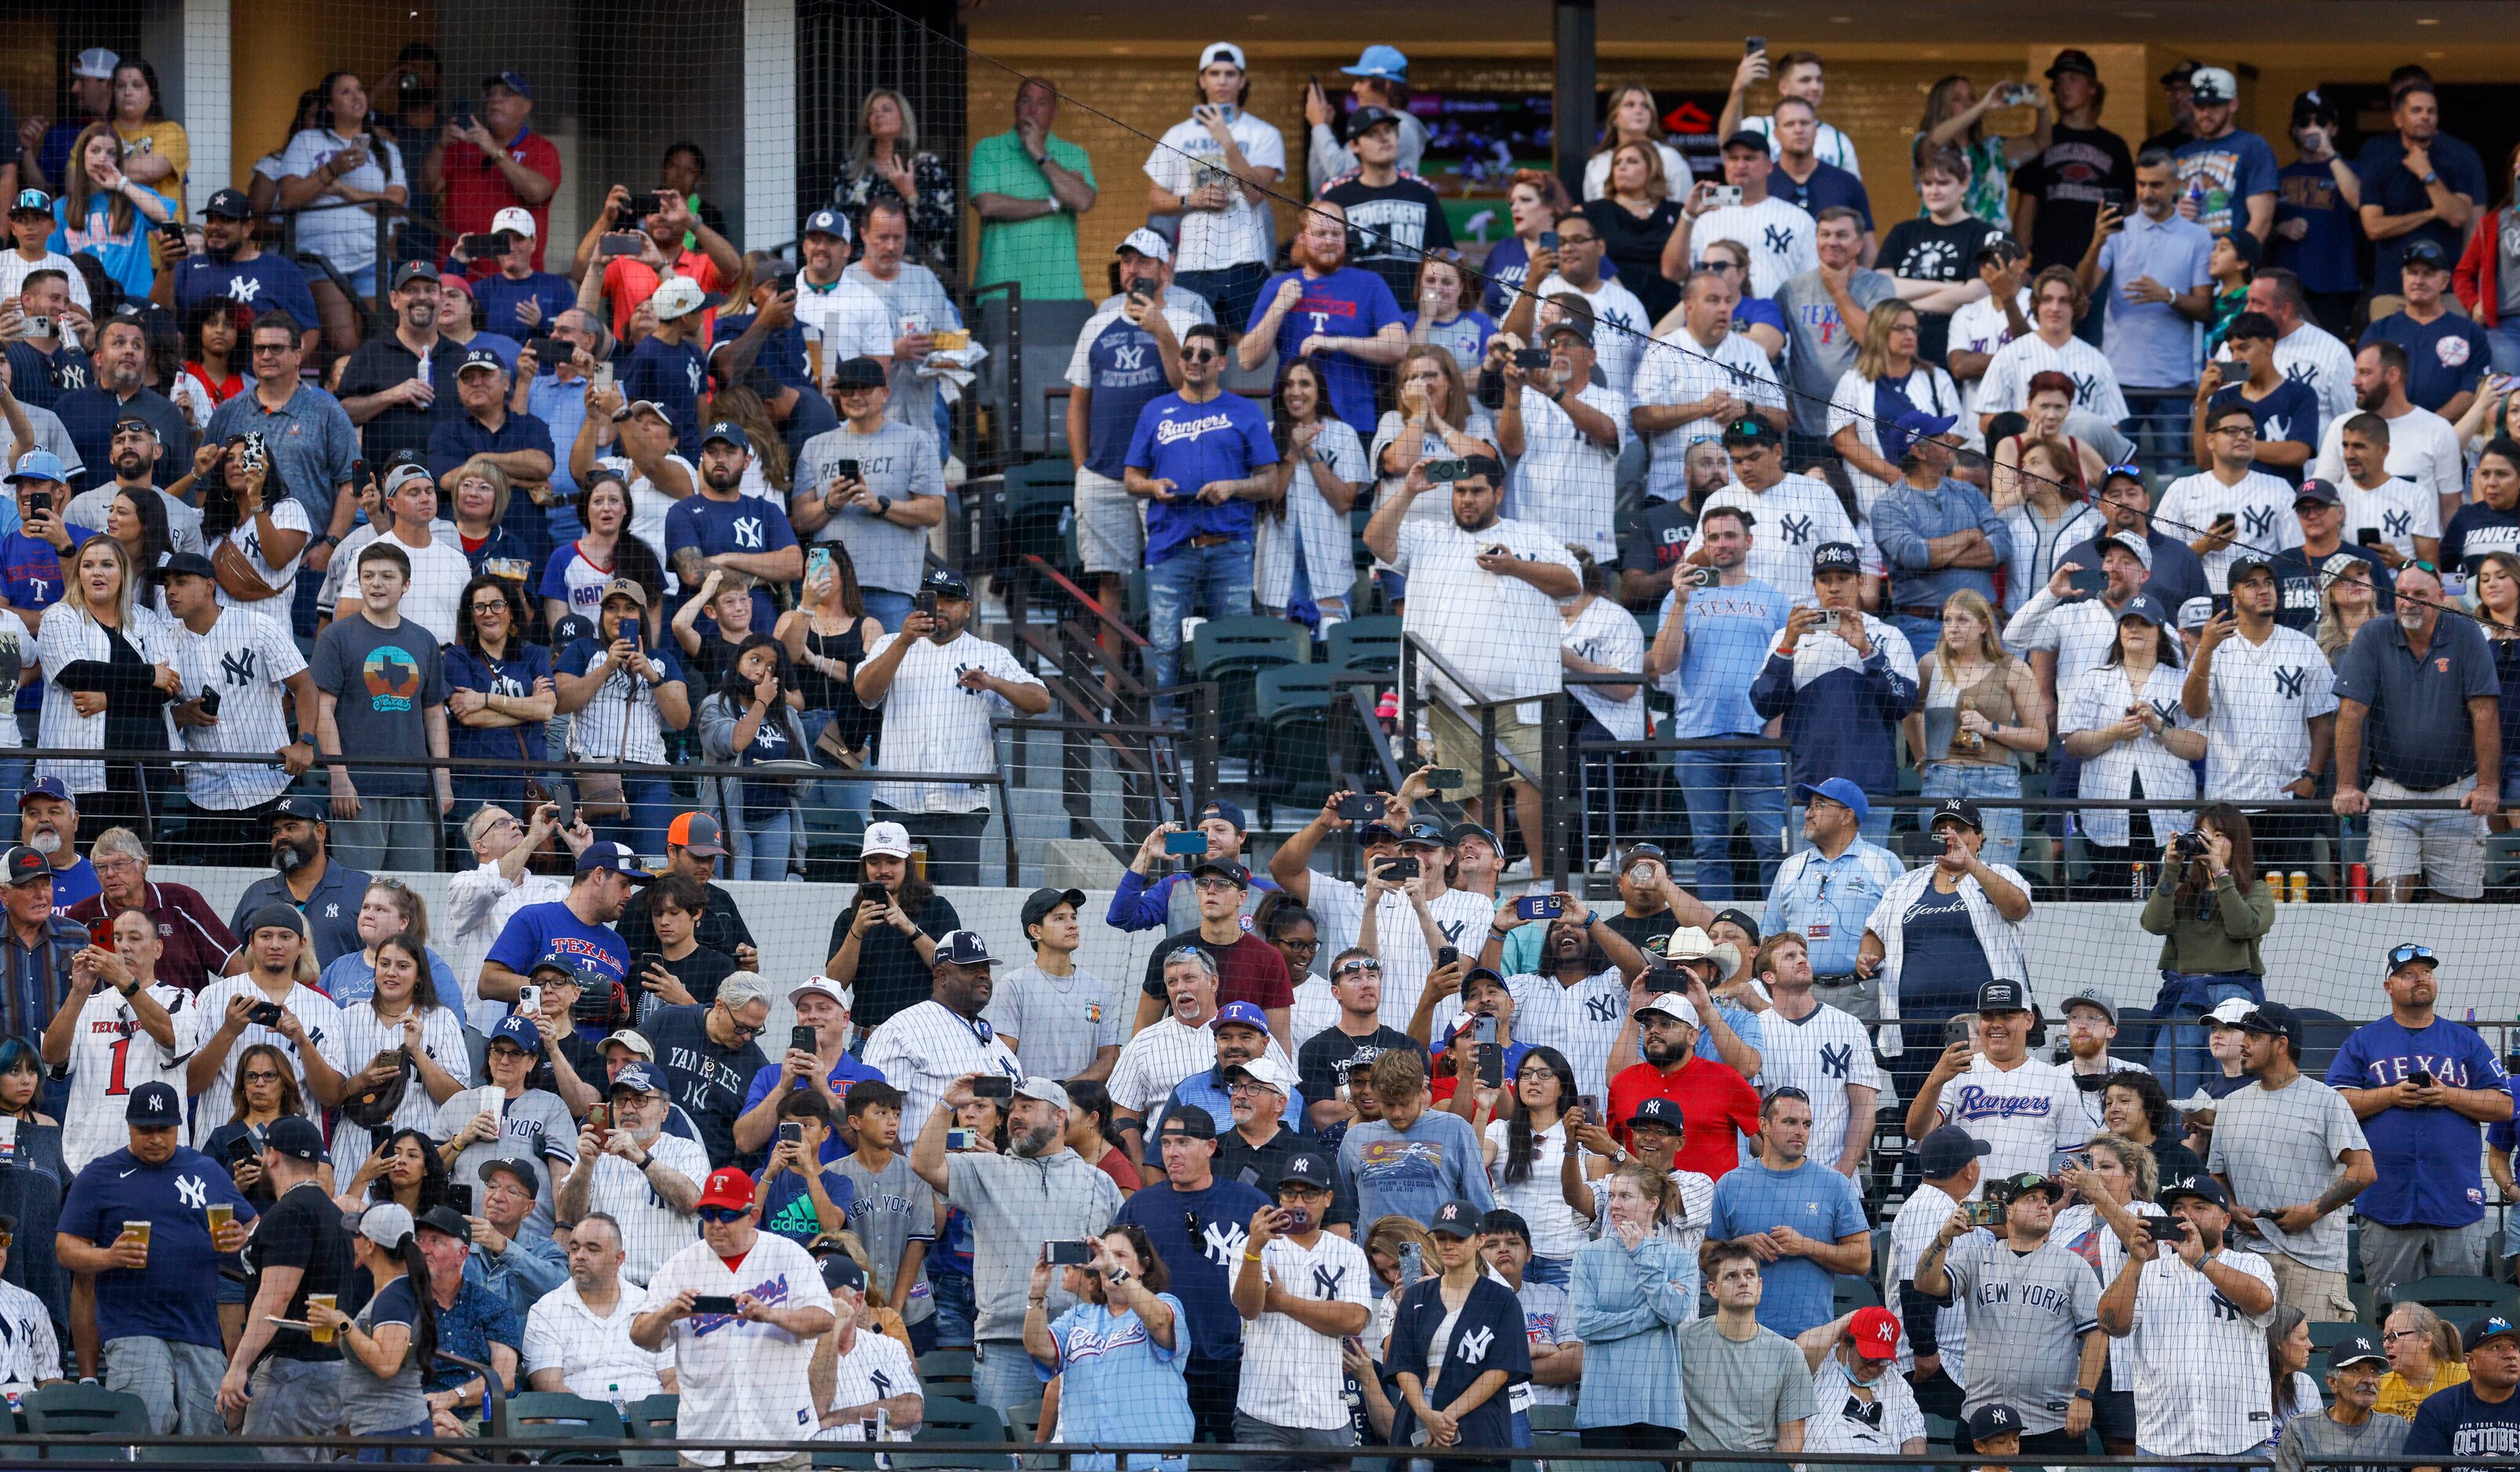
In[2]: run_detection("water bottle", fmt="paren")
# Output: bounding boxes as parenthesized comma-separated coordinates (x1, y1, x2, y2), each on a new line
(608, 1383, 626, 1418)
(1375, 688, 1399, 735)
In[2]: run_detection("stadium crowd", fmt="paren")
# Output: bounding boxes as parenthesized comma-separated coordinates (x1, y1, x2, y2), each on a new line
(0, 24, 2512, 1472)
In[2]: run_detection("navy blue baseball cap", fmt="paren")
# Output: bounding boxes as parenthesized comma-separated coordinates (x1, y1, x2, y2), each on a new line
(125, 1082, 183, 1127)
(1196, 798, 1247, 831)
(2464, 1313, 2520, 1351)
(266, 1115, 326, 1161)
(1916, 1126, 1992, 1178)
(1429, 1198, 1484, 1237)
(2116, 593, 2170, 628)
(610, 1061, 666, 1097)
(488, 1015, 544, 1054)
(1189, 858, 1251, 888)
(1628, 1097, 1686, 1134)
(456, 347, 503, 377)
(2158, 1173, 2230, 1209)
(576, 842, 652, 880)
(702, 419, 752, 453)
(1812, 542, 1862, 576)
(1966, 1403, 2021, 1442)
(1276, 1151, 1337, 1191)
(17, 776, 70, 807)
(803, 208, 851, 242)
(935, 930, 996, 966)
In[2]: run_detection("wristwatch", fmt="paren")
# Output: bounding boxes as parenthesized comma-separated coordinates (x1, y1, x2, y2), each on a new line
(875, 496, 894, 517)
(2073, 1387, 2095, 1401)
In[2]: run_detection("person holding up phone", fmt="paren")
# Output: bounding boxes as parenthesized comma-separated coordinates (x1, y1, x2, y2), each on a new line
(1231, 1151, 1374, 1455)
(733, 975, 882, 1162)
(1146, 43, 1284, 332)
(1912, 1169, 2105, 1454)
(750, 1093, 855, 1249)
(190, 901, 353, 1144)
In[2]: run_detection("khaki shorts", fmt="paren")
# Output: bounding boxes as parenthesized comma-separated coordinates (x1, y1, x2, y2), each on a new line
(1074, 466, 1146, 576)
(1427, 699, 1545, 801)
(2366, 774, 2486, 897)
(2264, 1249, 2358, 1323)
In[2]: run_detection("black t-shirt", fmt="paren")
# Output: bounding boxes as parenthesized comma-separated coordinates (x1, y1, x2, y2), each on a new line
(2442, 502, 2520, 577)
(1582, 197, 1683, 324)
(639, 1003, 769, 1168)
(334, 333, 470, 466)
(640, 943, 737, 1013)
(617, 879, 757, 964)
(1879, 216, 2003, 364)
(2014, 124, 2138, 271)
(1319, 172, 1454, 314)
(253, 1180, 350, 1364)
(1606, 907, 1676, 959)
(1295, 1023, 1423, 1108)
(2268, 542, 2396, 633)
(1619, 499, 1698, 583)
(826, 890, 960, 1031)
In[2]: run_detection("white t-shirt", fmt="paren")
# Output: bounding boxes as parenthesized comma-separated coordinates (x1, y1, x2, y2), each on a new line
(1482, 1116, 1591, 1259)
(1287, 977, 1339, 1056)
(1509, 383, 1626, 565)
(860, 630, 1045, 815)
(326, 530, 473, 647)
(1743, 114, 1861, 176)
(170, 606, 309, 812)
(215, 497, 312, 608)
(579, 1132, 712, 1286)
(1631, 327, 1784, 501)
(2311, 410, 2464, 521)
(277, 129, 407, 273)
(640, 1233, 833, 1460)
(521, 1278, 676, 1398)
(187, 978, 346, 1148)
(2154, 469, 2306, 591)
(1756, 1001, 1888, 1172)
(1931, 1056, 2086, 1195)
(1105, 1014, 1295, 1125)
(1947, 289, 2032, 418)
(2126, 1248, 2279, 1456)
(2331, 473, 2441, 560)
(1145, 112, 1287, 273)
(1687, 198, 1818, 299)
(792, 275, 897, 389)
(1562, 595, 1646, 741)
(1976, 332, 2130, 426)
(1392, 515, 1580, 721)
(1237, 1231, 1374, 1429)
(327, 1003, 474, 1178)
(2193, 622, 2338, 804)
(813, 1327, 920, 1439)
(60, 983, 198, 1175)
(1698, 473, 1861, 604)
(1538, 277, 1652, 398)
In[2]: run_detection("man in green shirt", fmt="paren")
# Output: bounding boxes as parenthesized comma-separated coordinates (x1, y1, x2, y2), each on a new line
(969, 78, 1098, 300)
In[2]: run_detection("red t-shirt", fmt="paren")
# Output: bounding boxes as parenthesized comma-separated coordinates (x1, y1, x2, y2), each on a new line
(601, 252, 728, 346)
(442, 129, 563, 269)
(1211, 930, 1294, 1013)
(1607, 1057, 1762, 1180)
(1095, 1144, 1142, 1195)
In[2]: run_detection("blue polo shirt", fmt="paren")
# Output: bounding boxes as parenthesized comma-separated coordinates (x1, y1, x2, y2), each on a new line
(2095, 209, 2216, 390)
(1243, 265, 1403, 435)
(473, 272, 576, 342)
(203, 383, 361, 531)
(60, 1145, 257, 1348)
(2331, 611, 2500, 790)
(2362, 311, 2491, 415)
(169, 252, 321, 328)
(2326, 1017, 2507, 1227)
(527, 375, 593, 509)
(1123, 389, 1277, 565)
(663, 491, 801, 629)
(622, 335, 709, 459)
(1707, 1158, 1870, 1337)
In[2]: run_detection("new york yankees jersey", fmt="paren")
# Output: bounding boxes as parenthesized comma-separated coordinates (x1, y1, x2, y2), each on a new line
(1700, 473, 1863, 604)
(1304, 879, 1493, 1031)
(812, 1326, 920, 1440)
(0, 1274, 57, 1389)
(1939, 1231, 2102, 1436)
(2308, 404, 2464, 517)
(2332, 473, 2442, 563)
(2053, 1197, 2164, 1385)
(1538, 277, 1651, 398)
(859, 630, 1043, 815)
(583, 1129, 714, 1286)
(1932, 1056, 2085, 1195)
(1687, 198, 1819, 299)
(170, 606, 308, 812)
(1886, 1182, 1967, 1382)
(1240, 1230, 1374, 1428)
(1632, 328, 1785, 502)
(1754, 1002, 1888, 1166)
(2155, 469, 2306, 592)
(188, 978, 346, 1148)
(60, 982, 197, 1175)
(857, 999, 1024, 1129)
(211, 496, 310, 607)
(1509, 382, 1628, 567)
(2124, 1246, 2279, 1456)
(2193, 622, 2337, 803)
(1506, 967, 1630, 1107)
(1977, 332, 2130, 426)
(327, 1002, 475, 1179)
(1799, 1350, 1927, 1463)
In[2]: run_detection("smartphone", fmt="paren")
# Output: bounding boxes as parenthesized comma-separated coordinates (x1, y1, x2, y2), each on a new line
(913, 589, 940, 619)
(459, 231, 508, 258)
(1477, 1043, 1505, 1088)
(2409, 1069, 2435, 1089)
(591, 362, 615, 396)
(1383, 856, 1421, 881)
(2358, 527, 2384, 547)
(971, 1075, 1015, 1100)
(1708, 184, 1745, 208)
(1574, 1093, 1597, 1119)
(225, 1133, 257, 1167)
(86, 916, 114, 948)
(621, 191, 663, 219)
(688, 1295, 739, 1316)
(945, 1127, 979, 1151)
(833, 459, 864, 484)
(452, 100, 475, 130)
(778, 1122, 804, 1146)
(247, 1001, 284, 1028)
(1683, 565, 1719, 589)
(446, 1184, 474, 1215)
(1436, 945, 1459, 970)
(2067, 564, 2109, 600)
(2210, 593, 2233, 618)
(2212, 511, 2238, 531)
(2144, 1216, 2190, 1242)
(553, 785, 577, 831)
(1424, 767, 1465, 790)
(1538, 230, 1559, 252)
(1510, 347, 1550, 370)
(1745, 35, 1767, 53)
(1472, 1015, 1498, 1045)
(1127, 277, 1157, 303)
(1335, 792, 1385, 821)
(806, 547, 833, 586)
(199, 686, 222, 717)
(1164, 831, 1210, 857)
(791, 1024, 817, 1056)
(1817, 607, 1843, 631)
(24, 490, 47, 520)
(1044, 1240, 1097, 1266)
(18, 317, 52, 341)
(586, 1103, 610, 1133)
(1423, 457, 1469, 482)
(1517, 894, 1565, 921)
(598, 232, 645, 258)
(518, 984, 542, 1014)
(1965, 1199, 2006, 1229)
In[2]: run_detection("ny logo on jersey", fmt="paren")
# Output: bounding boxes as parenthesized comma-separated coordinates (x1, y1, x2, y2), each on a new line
(1779, 513, 1815, 546)
(1201, 1220, 1250, 1266)
(1456, 1325, 1494, 1364)
(226, 278, 264, 304)
(2274, 665, 2309, 698)
(174, 1173, 209, 1209)
(1724, 363, 1764, 390)
(1762, 224, 1796, 255)
(1313, 1265, 1348, 1298)
(1584, 994, 1625, 1024)
(733, 517, 765, 550)
(220, 647, 258, 686)
(2242, 506, 2278, 539)
(684, 360, 704, 393)
(2151, 698, 2180, 725)
(2209, 1294, 2245, 1322)
(2282, 362, 2320, 388)
(1112, 344, 1147, 372)
(2384, 509, 2414, 538)
(871, 1371, 894, 1397)
(2263, 414, 2293, 442)
(2072, 372, 2101, 404)
(1820, 1042, 1854, 1079)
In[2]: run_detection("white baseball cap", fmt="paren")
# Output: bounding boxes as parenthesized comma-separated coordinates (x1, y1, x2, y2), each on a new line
(1199, 42, 1247, 71)
(491, 206, 536, 238)
(649, 277, 706, 322)
(1226, 1053, 1299, 1094)
(1633, 992, 1701, 1028)
(862, 821, 913, 859)
(790, 975, 853, 1009)
(1117, 228, 1173, 264)
(72, 49, 118, 82)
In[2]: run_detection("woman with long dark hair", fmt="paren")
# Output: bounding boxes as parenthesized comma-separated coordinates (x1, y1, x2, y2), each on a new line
(341, 1125, 452, 1218)
(107, 59, 187, 227)
(2137, 802, 2270, 1093)
(775, 537, 882, 786)
(696, 632, 813, 880)
(539, 471, 665, 635)
(275, 69, 408, 351)
(1479, 1043, 1587, 1285)
(1258, 356, 1363, 622)
(103, 487, 175, 615)
(308, 1202, 438, 1459)
(180, 434, 307, 616)
(1060, 1077, 1140, 1196)
(444, 573, 554, 816)
(2062, 597, 2204, 894)
(328, 932, 470, 1180)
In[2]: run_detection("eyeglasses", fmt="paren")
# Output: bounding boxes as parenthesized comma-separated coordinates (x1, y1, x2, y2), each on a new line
(250, 343, 294, 357)
(241, 1069, 282, 1082)
(1276, 937, 1322, 953)
(2382, 1329, 2424, 1342)
(695, 1206, 746, 1225)
(469, 600, 511, 615)
(2213, 424, 2258, 439)
(717, 1008, 764, 1040)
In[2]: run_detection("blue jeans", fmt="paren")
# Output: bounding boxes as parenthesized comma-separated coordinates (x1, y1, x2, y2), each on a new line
(592, 776, 676, 861)
(973, 1339, 1042, 1422)
(353, 1419, 433, 1463)
(1147, 539, 1255, 695)
(2124, 389, 2195, 469)
(1174, 263, 1268, 332)
(862, 588, 913, 632)
(1889, 614, 1944, 665)
(2148, 969, 2262, 1096)
(735, 806, 796, 880)
(2489, 320, 2520, 376)
(1921, 763, 2022, 869)
(929, 1268, 975, 1347)
(1670, 745, 1788, 901)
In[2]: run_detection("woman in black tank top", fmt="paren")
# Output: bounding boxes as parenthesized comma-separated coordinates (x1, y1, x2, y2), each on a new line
(777, 541, 884, 759)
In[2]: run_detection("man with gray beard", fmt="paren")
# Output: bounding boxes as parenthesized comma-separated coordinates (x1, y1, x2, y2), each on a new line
(16, 775, 94, 909)
(2330, 559, 2500, 901)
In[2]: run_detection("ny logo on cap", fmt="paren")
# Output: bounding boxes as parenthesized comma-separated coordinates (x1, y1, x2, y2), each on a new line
(1291, 1155, 1314, 1173)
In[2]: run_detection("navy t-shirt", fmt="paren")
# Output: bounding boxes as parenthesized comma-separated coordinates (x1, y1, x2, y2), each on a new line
(2362, 311, 2492, 415)
(2270, 159, 2361, 295)
(753, 1166, 857, 1247)
(1478, 237, 1620, 320)
(640, 1002, 770, 1167)
(483, 898, 630, 989)
(1244, 266, 1403, 437)
(2443, 501, 2520, 577)
(663, 492, 800, 629)
(1124, 390, 1279, 564)
(710, 311, 818, 395)
(473, 272, 576, 343)
(2356, 132, 2491, 295)
(2267, 542, 2393, 633)
(1774, 161, 1873, 230)
(2404, 1380, 2520, 1471)
(2325, 1016, 2509, 1227)
(1077, 311, 1186, 480)
(1112, 1177, 1271, 1361)
(60, 1145, 257, 1347)
(622, 336, 708, 459)
(170, 253, 322, 329)
(442, 642, 553, 767)
(2207, 379, 2322, 486)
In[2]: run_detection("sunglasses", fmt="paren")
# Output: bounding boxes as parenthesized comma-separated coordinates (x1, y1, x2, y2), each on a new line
(2389, 943, 2437, 967)
(1180, 346, 1221, 363)
(696, 1206, 746, 1225)
(1333, 959, 1382, 977)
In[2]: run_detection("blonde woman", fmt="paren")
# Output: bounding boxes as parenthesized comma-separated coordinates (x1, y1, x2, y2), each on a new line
(1582, 140, 1683, 322)
(2315, 553, 2381, 664)
(1583, 85, 1692, 203)
(35, 535, 178, 836)
(1368, 344, 1497, 560)
(1992, 433, 2101, 615)
(833, 88, 953, 266)
(1905, 589, 2045, 868)
(1826, 300, 1959, 516)
(2375, 1301, 2467, 1419)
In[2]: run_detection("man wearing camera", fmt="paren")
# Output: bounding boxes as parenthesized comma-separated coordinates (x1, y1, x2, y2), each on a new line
(2092, 1175, 2279, 1464)
(790, 354, 944, 633)
(1912, 1169, 2105, 1456)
